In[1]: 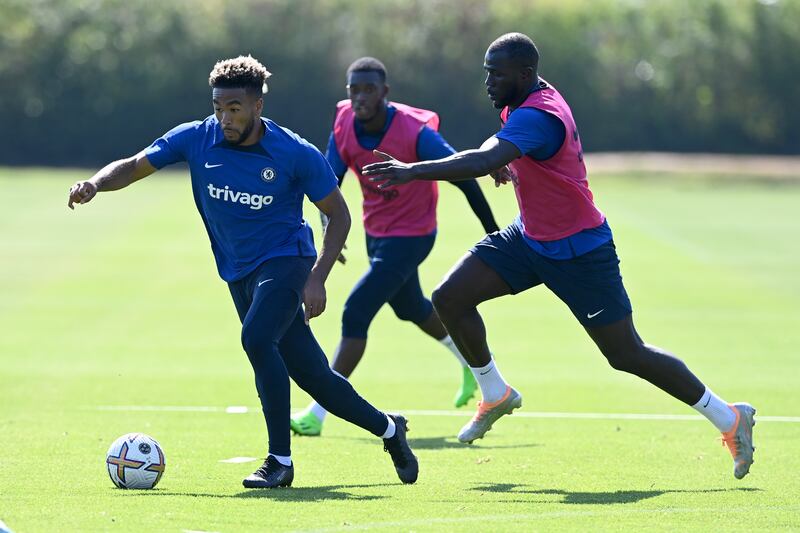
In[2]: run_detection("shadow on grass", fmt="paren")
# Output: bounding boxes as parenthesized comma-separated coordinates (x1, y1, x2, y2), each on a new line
(128, 482, 397, 502)
(408, 436, 539, 451)
(317, 435, 538, 451)
(469, 483, 763, 505)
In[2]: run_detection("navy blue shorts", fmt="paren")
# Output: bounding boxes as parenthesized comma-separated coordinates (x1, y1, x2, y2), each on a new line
(470, 224, 632, 327)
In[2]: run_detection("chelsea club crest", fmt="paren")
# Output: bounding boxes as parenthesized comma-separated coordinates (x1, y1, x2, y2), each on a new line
(261, 167, 276, 182)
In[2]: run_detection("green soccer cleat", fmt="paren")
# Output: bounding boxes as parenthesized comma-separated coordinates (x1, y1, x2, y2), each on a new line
(454, 366, 478, 408)
(290, 411, 323, 437)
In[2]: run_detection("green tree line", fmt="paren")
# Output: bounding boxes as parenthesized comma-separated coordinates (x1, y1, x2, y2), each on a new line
(1, 0, 798, 166)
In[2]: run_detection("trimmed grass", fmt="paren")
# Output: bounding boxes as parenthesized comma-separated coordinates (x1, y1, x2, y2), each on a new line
(1, 168, 799, 532)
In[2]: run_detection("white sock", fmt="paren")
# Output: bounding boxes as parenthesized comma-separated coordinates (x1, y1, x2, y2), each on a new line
(692, 387, 736, 432)
(381, 415, 396, 439)
(270, 453, 292, 466)
(471, 358, 509, 403)
(439, 335, 468, 367)
(307, 401, 328, 422)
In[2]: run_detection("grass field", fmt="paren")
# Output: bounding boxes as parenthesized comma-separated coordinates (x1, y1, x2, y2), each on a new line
(1, 167, 799, 532)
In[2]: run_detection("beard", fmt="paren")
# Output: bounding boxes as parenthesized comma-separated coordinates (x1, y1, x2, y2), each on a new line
(226, 116, 257, 145)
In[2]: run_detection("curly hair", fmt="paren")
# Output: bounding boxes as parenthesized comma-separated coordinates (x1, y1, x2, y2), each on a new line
(208, 55, 271, 95)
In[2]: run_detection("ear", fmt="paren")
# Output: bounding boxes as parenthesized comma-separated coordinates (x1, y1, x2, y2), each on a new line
(382, 83, 390, 99)
(255, 97, 264, 113)
(520, 66, 534, 81)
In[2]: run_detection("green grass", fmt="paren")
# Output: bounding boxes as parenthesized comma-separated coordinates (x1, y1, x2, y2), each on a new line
(1, 167, 799, 532)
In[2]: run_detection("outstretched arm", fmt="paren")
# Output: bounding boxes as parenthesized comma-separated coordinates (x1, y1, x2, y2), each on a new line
(67, 150, 157, 209)
(303, 187, 351, 324)
(362, 136, 521, 188)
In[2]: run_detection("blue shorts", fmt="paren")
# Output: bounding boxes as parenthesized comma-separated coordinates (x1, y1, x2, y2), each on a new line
(470, 223, 632, 327)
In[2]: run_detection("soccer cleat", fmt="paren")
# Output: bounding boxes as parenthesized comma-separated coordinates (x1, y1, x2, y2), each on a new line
(242, 455, 294, 488)
(721, 402, 756, 479)
(383, 414, 419, 484)
(454, 366, 478, 408)
(290, 411, 323, 437)
(458, 386, 522, 444)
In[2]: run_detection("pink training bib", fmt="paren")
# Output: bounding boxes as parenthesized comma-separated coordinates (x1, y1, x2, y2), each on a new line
(500, 82, 604, 241)
(333, 100, 440, 237)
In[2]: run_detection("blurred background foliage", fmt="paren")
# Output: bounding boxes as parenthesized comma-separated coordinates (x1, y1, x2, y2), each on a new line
(1, 0, 798, 166)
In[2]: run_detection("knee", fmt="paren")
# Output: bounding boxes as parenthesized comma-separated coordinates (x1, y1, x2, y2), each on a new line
(241, 324, 275, 358)
(341, 302, 370, 338)
(602, 344, 646, 374)
(432, 281, 460, 317)
(393, 300, 432, 323)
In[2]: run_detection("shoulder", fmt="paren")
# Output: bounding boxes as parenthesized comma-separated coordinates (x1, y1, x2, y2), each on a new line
(269, 120, 319, 152)
(161, 118, 209, 139)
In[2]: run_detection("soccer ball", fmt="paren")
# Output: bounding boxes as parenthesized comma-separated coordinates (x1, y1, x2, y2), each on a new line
(106, 433, 166, 489)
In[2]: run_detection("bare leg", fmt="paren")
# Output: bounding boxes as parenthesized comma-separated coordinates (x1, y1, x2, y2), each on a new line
(584, 315, 705, 405)
(415, 309, 449, 340)
(431, 253, 513, 367)
(328, 337, 368, 379)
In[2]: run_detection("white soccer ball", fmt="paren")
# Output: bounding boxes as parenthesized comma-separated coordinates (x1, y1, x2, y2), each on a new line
(106, 433, 166, 489)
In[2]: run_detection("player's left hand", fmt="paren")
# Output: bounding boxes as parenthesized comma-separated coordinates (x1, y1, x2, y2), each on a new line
(302, 274, 327, 324)
(490, 165, 517, 187)
(363, 150, 417, 189)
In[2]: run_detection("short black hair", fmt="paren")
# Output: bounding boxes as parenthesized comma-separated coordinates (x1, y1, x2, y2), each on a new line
(487, 33, 539, 70)
(208, 55, 271, 95)
(346, 57, 387, 83)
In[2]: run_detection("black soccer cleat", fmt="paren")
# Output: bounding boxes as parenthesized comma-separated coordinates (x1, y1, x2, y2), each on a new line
(383, 414, 419, 484)
(242, 455, 294, 488)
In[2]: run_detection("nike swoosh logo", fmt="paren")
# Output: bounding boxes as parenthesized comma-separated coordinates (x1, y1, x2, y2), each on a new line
(479, 368, 493, 375)
(703, 397, 711, 408)
(371, 257, 384, 262)
(257, 278, 273, 287)
(204, 162, 223, 169)
(587, 309, 605, 319)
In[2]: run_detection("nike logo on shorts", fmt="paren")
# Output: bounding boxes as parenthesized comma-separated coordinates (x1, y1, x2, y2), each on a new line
(587, 309, 605, 319)
(204, 162, 223, 168)
(257, 278, 274, 287)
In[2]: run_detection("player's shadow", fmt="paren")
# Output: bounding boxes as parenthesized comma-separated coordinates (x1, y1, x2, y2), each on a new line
(131, 483, 394, 502)
(321, 435, 538, 451)
(408, 436, 540, 451)
(469, 483, 762, 505)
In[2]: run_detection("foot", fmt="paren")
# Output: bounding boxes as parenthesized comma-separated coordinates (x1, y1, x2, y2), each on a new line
(242, 455, 294, 488)
(383, 414, 419, 484)
(721, 402, 756, 479)
(458, 386, 522, 444)
(454, 366, 478, 408)
(290, 411, 323, 437)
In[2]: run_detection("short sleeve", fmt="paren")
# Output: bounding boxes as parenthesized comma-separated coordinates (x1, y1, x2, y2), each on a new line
(495, 108, 565, 160)
(295, 141, 338, 202)
(416, 126, 457, 161)
(144, 121, 200, 169)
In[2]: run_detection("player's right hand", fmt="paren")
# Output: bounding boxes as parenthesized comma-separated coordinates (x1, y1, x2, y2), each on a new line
(68, 181, 98, 209)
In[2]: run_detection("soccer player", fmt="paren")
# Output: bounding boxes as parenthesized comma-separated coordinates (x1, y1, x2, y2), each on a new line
(363, 33, 756, 479)
(291, 57, 500, 437)
(67, 56, 418, 488)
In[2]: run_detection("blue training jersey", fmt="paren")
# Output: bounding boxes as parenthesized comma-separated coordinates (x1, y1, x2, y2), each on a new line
(145, 116, 337, 282)
(496, 102, 612, 259)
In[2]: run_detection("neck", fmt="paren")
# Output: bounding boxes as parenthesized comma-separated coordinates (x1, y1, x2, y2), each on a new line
(360, 104, 388, 134)
(507, 77, 539, 112)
